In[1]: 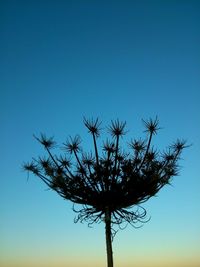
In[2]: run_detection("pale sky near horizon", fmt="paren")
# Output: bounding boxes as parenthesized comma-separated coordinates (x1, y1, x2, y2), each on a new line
(1, 1, 200, 267)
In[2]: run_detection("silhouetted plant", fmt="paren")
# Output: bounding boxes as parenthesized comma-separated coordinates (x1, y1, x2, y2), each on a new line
(23, 117, 187, 267)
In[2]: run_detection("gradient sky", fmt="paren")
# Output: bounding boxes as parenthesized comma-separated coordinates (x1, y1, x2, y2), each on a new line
(1, 1, 200, 267)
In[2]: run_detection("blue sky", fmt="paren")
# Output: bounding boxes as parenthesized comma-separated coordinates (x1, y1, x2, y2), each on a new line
(1, 1, 200, 266)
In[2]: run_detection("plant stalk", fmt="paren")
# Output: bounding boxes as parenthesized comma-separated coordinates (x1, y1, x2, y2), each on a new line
(105, 207, 113, 267)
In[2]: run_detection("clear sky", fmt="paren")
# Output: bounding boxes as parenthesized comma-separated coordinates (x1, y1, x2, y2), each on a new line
(1, 0, 200, 267)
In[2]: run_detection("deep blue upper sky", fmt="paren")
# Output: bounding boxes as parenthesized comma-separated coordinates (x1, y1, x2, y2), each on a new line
(1, 1, 200, 266)
(1, 1, 200, 128)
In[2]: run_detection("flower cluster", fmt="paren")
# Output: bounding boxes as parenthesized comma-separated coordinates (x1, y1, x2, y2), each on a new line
(23, 118, 187, 228)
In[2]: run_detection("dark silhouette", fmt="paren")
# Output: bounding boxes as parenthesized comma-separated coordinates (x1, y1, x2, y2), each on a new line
(23, 117, 187, 267)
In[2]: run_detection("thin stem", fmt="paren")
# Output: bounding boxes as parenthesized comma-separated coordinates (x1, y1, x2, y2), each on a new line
(37, 172, 52, 187)
(114, 135, 119, 174)
(74, 150, 100, 193)
(46, 147, 60, 168)
(138, 132, 153, 171)
(93, 133, 99, 166)
(105, 151, 111, 191)
(105, 207, 113, 267)
(111, 135, 119, 187)
(63, 165, 75, 179)
(92, 133, 105, 191)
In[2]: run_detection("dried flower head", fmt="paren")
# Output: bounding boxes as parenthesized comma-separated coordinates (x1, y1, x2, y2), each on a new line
(83, 117, 101, 137)
(108, 119, 127, 138)
(142, 117, 160, 135)
(63, 135, 82, 154)
(23, 117, 187, 232)
(33, 134, 56, 149)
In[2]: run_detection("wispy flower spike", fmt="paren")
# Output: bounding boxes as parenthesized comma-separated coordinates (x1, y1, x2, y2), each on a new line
(23, 161, 37, 172)
(108, 119, 127, 138)
(129, 139, 146, 152)
(38, 157, 51, 169)
(161, 147, 177, 162)
(63, 135, 82, 154)
(103, 139, 116, 153)
(142, 117, 160, 135)
(82, 152, 95, 166)
(57, 155, 71, 168)
(145, 147, 158, 162)
(23, 161, 40, 175)
(171, 139, 188, 152)
(34, 134, 56, 149)
(83, 117, 101, 137)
